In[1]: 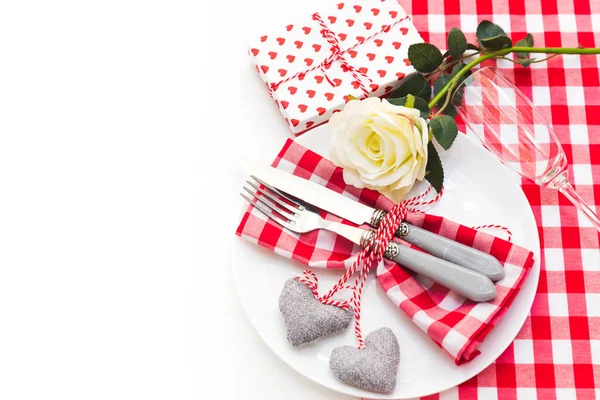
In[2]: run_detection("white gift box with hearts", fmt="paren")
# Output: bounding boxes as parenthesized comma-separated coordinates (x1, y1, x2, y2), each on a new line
(247, 0, 424, 135)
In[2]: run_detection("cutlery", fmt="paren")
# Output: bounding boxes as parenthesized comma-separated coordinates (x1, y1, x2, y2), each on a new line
(241, 177, 497, 302)
(242, 161, 505, 281)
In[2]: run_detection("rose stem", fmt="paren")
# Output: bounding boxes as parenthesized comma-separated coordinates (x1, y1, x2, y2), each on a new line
(427, 46, 600, 110)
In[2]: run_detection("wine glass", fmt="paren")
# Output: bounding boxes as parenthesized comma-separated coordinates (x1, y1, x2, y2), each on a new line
(452, 66, 600, 231)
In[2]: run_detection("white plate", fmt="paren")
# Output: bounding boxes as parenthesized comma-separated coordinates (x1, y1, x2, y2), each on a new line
(232, 125, 540, 399)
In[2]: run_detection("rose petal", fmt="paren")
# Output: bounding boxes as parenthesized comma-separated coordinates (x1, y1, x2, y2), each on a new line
(343, 129, 381, 174)
(369, 120, 409, 172)
(379, 98, 421, 120)
(382, 183, 413, 202)
(390, 161, 420, 191)
(342, 169, 365, 188)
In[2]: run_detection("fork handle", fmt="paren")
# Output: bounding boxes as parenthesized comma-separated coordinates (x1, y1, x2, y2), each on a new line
(364, 232, 497, 302)
(372, 210, 504, 281)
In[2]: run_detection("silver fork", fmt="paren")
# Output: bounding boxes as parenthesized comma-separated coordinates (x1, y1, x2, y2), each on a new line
(241, 176, 497, 302)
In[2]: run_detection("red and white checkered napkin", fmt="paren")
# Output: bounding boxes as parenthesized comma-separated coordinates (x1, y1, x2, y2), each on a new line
(236, 138, 536, 365)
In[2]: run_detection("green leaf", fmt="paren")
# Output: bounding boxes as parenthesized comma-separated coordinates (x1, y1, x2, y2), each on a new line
(443, 103, 458, 118)
(408, 43, 444, 73)
(476, 20, 506, 42)
(480, 35, 512, 49)
(389, 73, 431, 101)
(476, 20, 511, 49)
(433, 70, 467, 114)
(515, 33, 534, 58)
(451, 88, 464, 107)
(467, 43, 481, 51)
(451, 63, 464, 76)
(425, 142, 444, 193)
(433, 74, 457, 117)
(448, 28, 468, 59)
(429, 116, 459, 150)
(388, 96, 431, 119)
(518, 58, 533, 68)
(433, 73, 452, 100)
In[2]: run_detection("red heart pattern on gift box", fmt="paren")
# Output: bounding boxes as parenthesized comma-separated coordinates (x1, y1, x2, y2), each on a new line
(247, 0, 423, 134)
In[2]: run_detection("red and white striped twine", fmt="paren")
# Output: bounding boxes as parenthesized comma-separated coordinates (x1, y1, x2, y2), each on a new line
(298, 270, 353, 309)
(471, 224, 513, 242)
(296, 184, 513, 348)
(349, 200, 406, 348)
(298, 185, 443, 348)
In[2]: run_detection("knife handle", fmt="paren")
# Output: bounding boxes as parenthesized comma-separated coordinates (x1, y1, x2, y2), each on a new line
(371, 210, 505, 282)
(378, 237, 497, 302)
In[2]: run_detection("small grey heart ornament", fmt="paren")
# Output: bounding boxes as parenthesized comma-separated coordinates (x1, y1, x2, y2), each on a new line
(279, 278, 353, 347)
(329, 327, 400, 394)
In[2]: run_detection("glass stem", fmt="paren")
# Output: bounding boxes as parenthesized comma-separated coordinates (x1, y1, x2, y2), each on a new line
(549, 171, 600, 232)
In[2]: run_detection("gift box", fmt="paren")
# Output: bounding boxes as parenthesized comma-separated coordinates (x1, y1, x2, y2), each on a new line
(247, 0, 424, 135)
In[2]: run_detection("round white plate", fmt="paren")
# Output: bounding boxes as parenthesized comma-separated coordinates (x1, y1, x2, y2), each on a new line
(232, 125, 540, 399)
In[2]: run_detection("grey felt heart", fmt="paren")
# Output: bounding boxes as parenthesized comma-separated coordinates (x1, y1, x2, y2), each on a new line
(279, 278, 353, 347)
(329, 327, 400, 394)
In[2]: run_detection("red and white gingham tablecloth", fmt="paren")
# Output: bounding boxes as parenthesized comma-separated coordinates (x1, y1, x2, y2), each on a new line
(399, 0, 600, 398)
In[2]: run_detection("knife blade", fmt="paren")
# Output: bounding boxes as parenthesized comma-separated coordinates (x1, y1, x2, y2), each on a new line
(243, 160, 505, 281)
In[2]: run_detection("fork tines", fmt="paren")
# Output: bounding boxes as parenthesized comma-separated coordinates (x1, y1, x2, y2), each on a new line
(240, 176, 303, 225)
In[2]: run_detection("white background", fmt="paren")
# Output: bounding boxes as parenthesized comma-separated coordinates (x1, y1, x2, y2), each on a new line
(0, 0, 355, 399)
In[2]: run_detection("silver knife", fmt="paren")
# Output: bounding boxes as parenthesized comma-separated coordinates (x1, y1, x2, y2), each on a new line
(243, 160, 505, 281)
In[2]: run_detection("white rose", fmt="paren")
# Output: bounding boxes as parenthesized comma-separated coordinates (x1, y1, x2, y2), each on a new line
(329, 97, 429, 202)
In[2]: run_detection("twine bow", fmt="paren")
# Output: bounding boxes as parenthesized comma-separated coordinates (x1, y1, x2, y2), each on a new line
(268, 13, 411, 98)
(298, 185, 444, 348)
